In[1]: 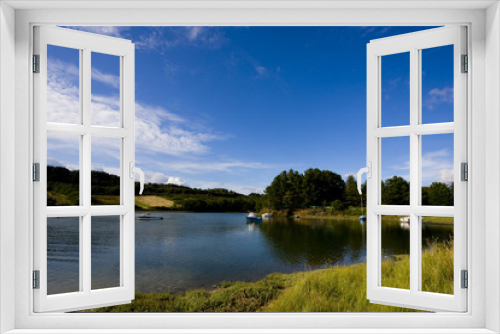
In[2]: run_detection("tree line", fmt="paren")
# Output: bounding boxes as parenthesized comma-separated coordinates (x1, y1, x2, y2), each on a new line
(47, 166, 454, 212)
(263, 169, 453, 211)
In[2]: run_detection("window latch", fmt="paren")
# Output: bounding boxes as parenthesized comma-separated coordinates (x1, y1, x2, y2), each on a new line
(129, 161, 145, 195)
(357, 162, 371, 195)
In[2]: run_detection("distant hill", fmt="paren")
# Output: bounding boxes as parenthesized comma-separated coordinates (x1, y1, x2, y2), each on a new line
(46, 166, 260, 212)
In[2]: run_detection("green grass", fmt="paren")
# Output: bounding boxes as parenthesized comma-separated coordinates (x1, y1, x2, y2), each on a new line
(422, 216, 454, 225)
(82, 241, 453, 313)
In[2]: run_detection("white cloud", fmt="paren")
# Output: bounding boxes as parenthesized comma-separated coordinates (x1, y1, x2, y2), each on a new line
(166, 176, 186, 186)
(46, 157, 79, 171)
(438, 168, 454, 183)
(134, 30, 165, 51)
(255, 66, 267, 76)
(47, 59, 223, 156)
(186, 27, 204, 41)
(343, 172, 356, 179)
(424, 87, 454, 110)
(45, 58, 270, 194)
(146, 172, 186, 186)
(421, 148, 454, 185)
(65, 26, 126, 38)
(133, 27, 226, 54)
(189, 179, 264, 195)
(159, 161, 269, 174)
(91, 68, 120, 89)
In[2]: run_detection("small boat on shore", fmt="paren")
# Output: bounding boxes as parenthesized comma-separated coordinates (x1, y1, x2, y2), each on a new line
(400, 216, 410, 223)
(262, 213, 272, 219)
(137, 213, 164, 220)
(246, 212, 262, 224)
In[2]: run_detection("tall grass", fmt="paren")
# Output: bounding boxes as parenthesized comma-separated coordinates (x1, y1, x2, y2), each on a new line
(83, 241, 453, 313)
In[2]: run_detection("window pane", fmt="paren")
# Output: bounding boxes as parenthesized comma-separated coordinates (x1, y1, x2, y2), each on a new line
(421, 133, 454, 206)
(421, 216, 454, 294)
(47, 45, 80, 124)
(92, 215, 121, 290)
(381, 136, 410, 205)
(91, 52, 121, 127)
(91, 137, 121, 205)
(381, 215, 410, 290)
(47, 133, 80, 206)
(381, 52, 410, 127)
(421, 45, 454, 124)
(47, 217, 80, 295)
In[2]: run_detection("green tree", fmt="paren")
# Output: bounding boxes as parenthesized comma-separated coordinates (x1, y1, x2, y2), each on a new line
(344, 175, 359, 207)
(382, 176, 410, 205)
(302, 168, 345, 206)
(265, 169, 303, 209)
(427, 182, 453, 206)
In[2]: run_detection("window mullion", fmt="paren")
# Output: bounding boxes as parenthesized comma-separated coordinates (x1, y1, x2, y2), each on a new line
(82, 48, 92, 294)
(409, 47, 420, 294)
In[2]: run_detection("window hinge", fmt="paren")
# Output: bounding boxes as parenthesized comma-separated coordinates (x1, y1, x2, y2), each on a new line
(33, 163, 40, 182)
(461, 162, 468, 181)
(461, 270, 468, 289)
(461, 54, 468, 73)
(33, 54, 40, 73)
(33, 270, 40, 289)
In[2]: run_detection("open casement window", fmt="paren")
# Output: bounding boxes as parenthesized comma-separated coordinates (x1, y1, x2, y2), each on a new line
(33, 26, 137, 312)
(365, 26, 467, 312)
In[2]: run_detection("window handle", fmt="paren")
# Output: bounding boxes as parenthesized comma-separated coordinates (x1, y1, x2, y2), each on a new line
(129, 162, 145, 195)
(356, 162, 371, 195)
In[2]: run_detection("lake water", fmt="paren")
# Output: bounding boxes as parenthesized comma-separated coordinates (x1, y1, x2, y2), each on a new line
(47, 213, 453, 295)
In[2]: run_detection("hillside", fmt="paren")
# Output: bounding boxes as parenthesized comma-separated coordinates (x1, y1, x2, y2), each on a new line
(46, 166, 259, 212)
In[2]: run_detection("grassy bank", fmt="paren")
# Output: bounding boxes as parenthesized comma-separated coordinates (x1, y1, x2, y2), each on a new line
(83, 241, 452, 313)
(262, 208, 454, 225)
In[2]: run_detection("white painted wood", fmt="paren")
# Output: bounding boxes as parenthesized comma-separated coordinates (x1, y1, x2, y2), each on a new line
(366, 26, 467, 312)
(9, 5, 489, 333)
(3, 0, 497, 10)
(33, 26, 135, 313)
(0, 2, 17, 333)
(46, 123, 130, 137)
(372, 123, 455, 138)
(485, 3, 500, 332)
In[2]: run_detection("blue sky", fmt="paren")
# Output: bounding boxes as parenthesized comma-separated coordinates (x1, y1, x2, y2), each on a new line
(47, 26, 455, 194)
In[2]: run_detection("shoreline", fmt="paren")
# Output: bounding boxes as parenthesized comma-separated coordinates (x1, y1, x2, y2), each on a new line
(134, 209, 454, 225)
(81, 241, 452, 313)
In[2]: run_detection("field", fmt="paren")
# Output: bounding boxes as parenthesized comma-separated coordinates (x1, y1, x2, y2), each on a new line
(134, 196, 174, 209)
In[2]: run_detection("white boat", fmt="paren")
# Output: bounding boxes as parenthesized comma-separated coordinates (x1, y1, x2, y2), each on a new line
(400, 216, 410, 223)
(246, 212, 262, 224)
(137, 213, 164, 220)
(262, 213, 272, 219)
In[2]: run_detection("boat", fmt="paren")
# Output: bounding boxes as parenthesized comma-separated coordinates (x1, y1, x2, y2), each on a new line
(262, 213, 272, 219)
(400, 216, 410, 223)
(137, 213, 164, 220)
(246, 212, 262, 224)
(360, 216, 366, 223)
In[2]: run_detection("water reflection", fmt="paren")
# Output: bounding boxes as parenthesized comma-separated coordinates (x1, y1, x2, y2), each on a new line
(259, 217, 365, 267)
(47, 213, 453, 295)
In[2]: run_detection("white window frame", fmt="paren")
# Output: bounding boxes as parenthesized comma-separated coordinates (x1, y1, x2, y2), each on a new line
(33, 26, 136, 313)
(366, 26, 467, 312)
(1, 1, 499, 333)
